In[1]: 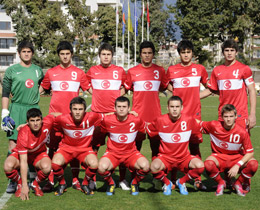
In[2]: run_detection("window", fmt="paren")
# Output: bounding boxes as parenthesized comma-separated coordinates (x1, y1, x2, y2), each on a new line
(0, 22, 11, 30)
(0, 55, 14, 66)
(0, 39, 15, 49)
(0, 4, 5, 12)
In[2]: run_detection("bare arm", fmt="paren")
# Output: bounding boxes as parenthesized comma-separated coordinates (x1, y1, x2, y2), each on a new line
(2, 96, 9, 110)
(88, 87, 93, 95)
(19, 154, 30, 200)
(167, 83, 173, 92)
(247, 84, 256, 129)
(200, 88, 212, 99)
(120, 87, 126, 96)
(39, 85, 45, 94)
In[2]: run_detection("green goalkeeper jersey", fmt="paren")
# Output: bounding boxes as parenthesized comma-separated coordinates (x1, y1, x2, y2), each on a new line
(2, 63, 43, 105)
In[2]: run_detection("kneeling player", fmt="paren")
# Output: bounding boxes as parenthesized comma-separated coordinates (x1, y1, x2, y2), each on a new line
(201, 104, 258, 196)
(98, 96, 150, 196)
(52, 97, 102, 196)
(4, 108, 54, 200)
(148, 96, 204, 195)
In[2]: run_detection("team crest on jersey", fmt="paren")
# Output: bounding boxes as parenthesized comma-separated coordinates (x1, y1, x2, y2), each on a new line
(223, 80, 232, 89)
(73, 131, 83, 138)
(181, 78, 190, 87)
(171, 134, 181, 142)
(118, 134, 128, 142)
(101, 80, 111, 89)
(25, 79, 34, 88)
(60, 81, 69, 90)
(143, 81, 153, 90)
(219, 141, 228, 149)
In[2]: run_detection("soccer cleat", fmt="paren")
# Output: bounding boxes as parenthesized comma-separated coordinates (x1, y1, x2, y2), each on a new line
(55, 184, 67, 196)
(6, 180, 17, 193)
(106, 184, 115, 196)
(15, 184, 22, 197)
(88, 179, 97, 191)
(42, 181, 54, 192)
(242, 182, 251, 194)
(215, 183, 226, 196)
(162, 181, 172, 196)
(81, 185, 94, 195)
(130, 182, 139, 196)
(119, 179, 130, 190)
(176, 179, 188, 195)
(31, 184, 44, 196)
(234, 184, 245, 197)
(194, 181, 207, 191)
(72, 180, 82, 191)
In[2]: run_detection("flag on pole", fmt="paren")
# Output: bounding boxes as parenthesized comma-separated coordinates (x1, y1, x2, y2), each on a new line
(128, 1, 133, 33)
(122, 2, 126, 34)
(116, 4, 119, 24)
(147, 2, 150, 27)
(135, 2, 138, 36)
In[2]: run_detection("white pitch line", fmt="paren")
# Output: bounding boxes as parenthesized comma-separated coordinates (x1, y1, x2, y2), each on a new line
(0, 192, 12, 209)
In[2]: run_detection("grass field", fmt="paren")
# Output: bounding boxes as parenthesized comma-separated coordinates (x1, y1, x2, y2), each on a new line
(0, 95, 259, 210)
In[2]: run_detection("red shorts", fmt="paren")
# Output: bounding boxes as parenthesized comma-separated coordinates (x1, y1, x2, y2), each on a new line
(101, 150, 144, 171)
(210, 153, 243, 172)
(10, 151, 50, 167)
(55, 146, 96, 165)
(92, 126, 107, 147)
(156, 153, 196, 174)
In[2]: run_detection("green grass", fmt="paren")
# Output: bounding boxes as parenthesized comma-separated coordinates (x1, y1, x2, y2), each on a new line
(0, 95, 260, 210)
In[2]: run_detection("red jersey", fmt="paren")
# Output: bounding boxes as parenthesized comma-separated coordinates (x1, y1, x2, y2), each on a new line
(55, 112, 103, 149)
(167, 63, 208, 119)
(201, 120, 253, 155)
(146, 114, 200, 160)
(100, 114, 145, 155)
(208, 61, 254, 121)
(15, 115, 55, 155)
(41, 65, 90, 114)
(86, 64, 126, 113)
(124, 64, 168, 122)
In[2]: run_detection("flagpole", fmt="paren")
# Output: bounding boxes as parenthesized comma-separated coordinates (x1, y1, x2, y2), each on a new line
(134, 0, 136, 66)
(142, 0, 144, 42)
(122, 0, 125, 69)
(147, 0, 149, 41)
(128, 0, 130, 70)
(116, 0, 119, 65)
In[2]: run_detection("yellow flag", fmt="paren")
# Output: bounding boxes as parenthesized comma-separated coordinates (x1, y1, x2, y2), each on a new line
(128, 1, 133, 32)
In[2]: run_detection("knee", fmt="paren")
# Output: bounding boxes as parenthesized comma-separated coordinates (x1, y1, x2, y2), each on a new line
(41, 163, 52, 174)
(204, 160, 215, 171)
(139, 160, 150, 172)
(195, 160, 204, 169)
(4, 160, 15, 173)
(98, 162, 108, 174)
(246, 159, 258, 173)
(88, 159, 98, 169)
(150, 161, 161, 173)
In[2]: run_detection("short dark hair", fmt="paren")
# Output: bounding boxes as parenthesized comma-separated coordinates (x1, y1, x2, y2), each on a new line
(115, 96, 130, 107)
(27, 108, 42, 120)
(221, 104, 237, 116)
(177, 40, 194, 54)
(70, 97, 87, 111)
(57, 41, 73, 54)
(167, 96, 183, 106)
(221, 39, 238, 53)
(140, 41, 155, 55)
(18, 40, 34, 54)
(98, 43, 114, 56)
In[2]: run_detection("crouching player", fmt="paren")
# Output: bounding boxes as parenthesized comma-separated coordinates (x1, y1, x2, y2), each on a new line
(52, 97, 102, 196)
(98, 96, 150, 196)
(148, 96, 204, 195)
(4, 108, 54, 200)
(201, 104, 258, 196)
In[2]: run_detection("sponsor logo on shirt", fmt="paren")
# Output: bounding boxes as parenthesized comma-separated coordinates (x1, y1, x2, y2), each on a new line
(60, 81, 69, 90)
(136, 73, 142, 77)
(73, 131, 83, 138)
(181, 78, 190, 87)
(163, 125, 169, 128)
(110, 126, 116, 128)
(16, 72, 22, 74)
(171, 134, 181, 142)
(25, 79, 34, 88)
(30, 142, 37, 147)
(95, 72, 101, 75)
(53, 74, 59, 77)
(101, 80, 111, 89)
(118, 134, 128, 143)
(223, 80, 231, 89)
(143, 81, 153, 90)
(174, 71, 180, 74)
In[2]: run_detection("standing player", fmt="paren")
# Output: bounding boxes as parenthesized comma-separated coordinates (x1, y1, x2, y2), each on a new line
(148, 96, 204, 195)
(4, 108, 54, 200)
(124, 41, 168, 157)
(207, 39, 256, 130)
(40, 41, 90, 191)
(86, 43, 129, 190)
(98, 96, 150, 196)
(52, 97, 102, 196)
(1, 41, 43, 193)
(166, 40, 208, 189)
(201, 104, 258, 196)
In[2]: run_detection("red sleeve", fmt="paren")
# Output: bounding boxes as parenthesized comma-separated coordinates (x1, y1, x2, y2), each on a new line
(200, 121, 211, 134)
(242, 132, 254, 154)
(160, 67, 168, 89)
(80, 72, 90, 91)
(137, 118, 146, 134)
(166, 67, 172, 83)
(53, 115, 62, 132)
(208, 69, 218, 91)
(121, 69, 127, 86)
(243, 65, 253, 79)
(43, 114, 55, 127)
(92, 112, 103, 127)
(86, 68, 92, 86)
(100, 116, 107, 133)
(124, 70, 133, 90)
(146, 120, 159, 137)
(16, 127, 29, 154)
(41, 70, 51, 90)
(200, 65, 209, 85)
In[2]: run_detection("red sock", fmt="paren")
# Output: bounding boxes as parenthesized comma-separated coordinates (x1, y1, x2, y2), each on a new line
(205, 160, 224, 185)
(99, 171, 115, 185)
(119, 164, 127, 182)
(34, 170, 48, 185)
(132, 169, 149, 185)
(179, 167, 204, 184)
(82, 167, 97, 185)
(52, 163, 65, 185)
(70, 159, 80, 183)
(236, 160, 258, 184)
(152, 171, 170, 185)
(48, 170, 54, 185)
(5, 169, 20, 182)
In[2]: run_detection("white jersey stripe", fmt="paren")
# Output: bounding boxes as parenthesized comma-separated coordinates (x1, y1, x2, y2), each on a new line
(51, 81, 80, 92)
(133, 80, 161, 91)
(217, 79, 243, 90)
(63, 126, 94, 139)
(209, 134, 242, 151)
(91, 79, 121, 90)
(159, 130, 192, 143)
(171, 76, 201, 88)
(110, 131, 138, 144)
